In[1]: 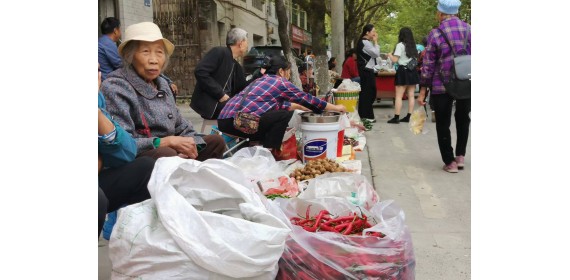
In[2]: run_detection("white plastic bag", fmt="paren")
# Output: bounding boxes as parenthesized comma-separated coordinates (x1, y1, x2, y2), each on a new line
(109, 157, 291, 280)
(409, 108, 429, 135)
(298, 172, 379, 209)
(226, 146, 286, 181)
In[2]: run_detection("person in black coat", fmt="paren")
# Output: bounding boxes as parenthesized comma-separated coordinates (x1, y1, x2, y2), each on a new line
(190, 28, 250, 120)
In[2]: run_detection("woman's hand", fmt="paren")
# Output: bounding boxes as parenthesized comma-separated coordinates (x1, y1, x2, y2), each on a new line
(170, 83, 179, 95)
(324, 103, 346, 113)
(372, 33, 378, 44)
(219, 94, 230, 102)
(289, 103, 310, 111)
(98, 155, 103, 173)
(417, 88, 427, 106)
(163, 136, 199, 159)
(98, 109, 115, 136)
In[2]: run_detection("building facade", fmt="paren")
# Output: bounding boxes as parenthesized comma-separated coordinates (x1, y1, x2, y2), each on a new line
(98, 0, 311, 98)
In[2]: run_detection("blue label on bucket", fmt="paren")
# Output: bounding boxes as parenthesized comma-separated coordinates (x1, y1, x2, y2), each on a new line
(304, 138, 327, 159)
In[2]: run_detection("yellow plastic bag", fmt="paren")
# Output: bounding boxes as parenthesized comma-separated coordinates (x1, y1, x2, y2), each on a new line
(409, 108, 428, 135)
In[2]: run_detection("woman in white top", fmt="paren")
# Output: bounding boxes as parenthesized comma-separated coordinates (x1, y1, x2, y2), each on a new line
(387, 27, 420, 124)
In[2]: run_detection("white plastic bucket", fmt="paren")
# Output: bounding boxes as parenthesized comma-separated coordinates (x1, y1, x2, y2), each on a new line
(301, 122, 339, 163)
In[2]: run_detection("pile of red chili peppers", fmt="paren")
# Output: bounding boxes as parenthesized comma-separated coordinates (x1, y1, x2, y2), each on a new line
(290, 206, 386, 237)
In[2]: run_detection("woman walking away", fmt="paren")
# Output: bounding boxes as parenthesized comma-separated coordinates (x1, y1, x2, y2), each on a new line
(387, 27, 420, 124)
(418, 0, 471, 173)
(356, 24, 381, 122)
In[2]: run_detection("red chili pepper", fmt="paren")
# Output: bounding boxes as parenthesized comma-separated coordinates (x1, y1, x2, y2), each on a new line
(318, 224, 336, 232)
(297, 219, 314, 226)
(334, 221, 351, 231)
(343, 215, 358, 235)
(324, 216, 355, 225)
(302, 225, 317, 232)
(350, 218, 364, 234)
(366, 231, 386, 238)
(306, 210, 329, 232)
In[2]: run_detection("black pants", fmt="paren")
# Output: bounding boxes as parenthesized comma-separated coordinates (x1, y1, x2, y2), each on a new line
(357, 69, 376, 119)
(218, 110, 294, 149)
(98, 156, 155, 236)
(432, 94, 471, 165)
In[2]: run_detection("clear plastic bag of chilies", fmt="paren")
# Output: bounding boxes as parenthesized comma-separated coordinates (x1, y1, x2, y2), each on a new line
(409, 108, 428, 135)
(273, 198, 416, 280)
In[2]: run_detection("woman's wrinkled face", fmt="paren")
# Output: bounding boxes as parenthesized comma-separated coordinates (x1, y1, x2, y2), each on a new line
(133, 40, 166, 82)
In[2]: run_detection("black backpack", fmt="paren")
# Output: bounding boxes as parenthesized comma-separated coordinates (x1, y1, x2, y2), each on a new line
(438, 28, 471, 100)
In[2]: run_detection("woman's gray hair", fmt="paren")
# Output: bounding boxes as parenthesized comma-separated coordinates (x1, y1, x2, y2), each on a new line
(226, 28, 248, 46)
(121, 40, 171, 72)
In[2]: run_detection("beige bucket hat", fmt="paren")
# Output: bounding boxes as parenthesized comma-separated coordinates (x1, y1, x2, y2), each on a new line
(118, 22, 175, 56)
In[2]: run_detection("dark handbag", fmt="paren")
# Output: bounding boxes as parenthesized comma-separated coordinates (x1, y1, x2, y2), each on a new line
(443, 80, 471, 99)
(438, 28, 471, 100)
(406, 57, 418, 70)
(233, 83, 260, 134)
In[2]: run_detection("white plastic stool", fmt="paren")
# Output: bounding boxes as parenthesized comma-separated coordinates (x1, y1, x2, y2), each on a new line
(200, 119, 218, 134)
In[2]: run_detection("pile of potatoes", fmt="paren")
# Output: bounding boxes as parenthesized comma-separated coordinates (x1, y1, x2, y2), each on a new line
(290, 158, 347, 181)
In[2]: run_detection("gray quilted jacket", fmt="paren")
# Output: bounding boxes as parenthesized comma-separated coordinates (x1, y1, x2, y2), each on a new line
(101, 66, 204, 155)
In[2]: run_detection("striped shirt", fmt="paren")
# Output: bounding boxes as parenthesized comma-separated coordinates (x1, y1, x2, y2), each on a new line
(420, 16, 471, 95)
(218, 74, 328, 119)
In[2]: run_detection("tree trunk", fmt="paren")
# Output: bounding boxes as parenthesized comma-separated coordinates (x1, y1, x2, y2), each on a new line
(331, 0, 344, 73)
(309, 0, 329, 96)
(275, 0, 302, 88)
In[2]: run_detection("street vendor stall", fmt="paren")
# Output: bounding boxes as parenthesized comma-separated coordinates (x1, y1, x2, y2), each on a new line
(376, 71, 396, 105)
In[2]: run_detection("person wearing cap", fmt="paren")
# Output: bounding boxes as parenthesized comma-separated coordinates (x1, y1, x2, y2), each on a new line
(101, 22, 226, 160)
(98, 18, 179, 96)
(190, 28, 250, 120)
(418, 0, 471, 173)
(217, 56, 346, 150)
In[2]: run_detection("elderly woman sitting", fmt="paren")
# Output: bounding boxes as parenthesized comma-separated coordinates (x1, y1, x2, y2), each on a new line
(217, 55, 346, 150)
(101, 22, 225, 160)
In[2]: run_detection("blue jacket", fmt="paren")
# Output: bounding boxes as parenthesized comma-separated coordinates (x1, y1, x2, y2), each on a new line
(98, 35, 122, 81)
(98, 91, 137, 168)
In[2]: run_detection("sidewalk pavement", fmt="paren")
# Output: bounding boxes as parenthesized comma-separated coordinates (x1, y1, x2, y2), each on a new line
(99, 99, 470, 280)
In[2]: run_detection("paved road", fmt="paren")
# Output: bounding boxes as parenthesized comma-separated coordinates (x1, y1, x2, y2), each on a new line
(99, 99, 470, 279)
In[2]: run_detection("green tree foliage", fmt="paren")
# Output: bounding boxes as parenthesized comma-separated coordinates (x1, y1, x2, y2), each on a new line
(376, 0, 471, 52)
(343, 0, 389, 50)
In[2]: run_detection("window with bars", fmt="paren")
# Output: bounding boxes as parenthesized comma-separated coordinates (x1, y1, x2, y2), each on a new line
(252, 0, 263, 10)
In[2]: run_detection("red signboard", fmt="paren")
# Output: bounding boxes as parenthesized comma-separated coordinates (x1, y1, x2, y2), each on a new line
(292, 25, 304, 43)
